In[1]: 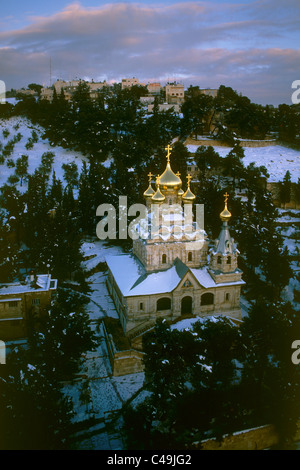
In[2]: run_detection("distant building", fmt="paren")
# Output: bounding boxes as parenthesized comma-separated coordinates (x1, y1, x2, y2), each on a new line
(165, 83, 185, 105)
(40, 79, 110, 102)
(147, 82, 161, 95)
(148, 103, 180, 113)
(199, 88, 218, 98)
(0, 274, 57, 340)
(140, 96, 155, 105)
(16, 89, 37, 97)
(121, 78, 145, 90)
(40, 88, 54, 101)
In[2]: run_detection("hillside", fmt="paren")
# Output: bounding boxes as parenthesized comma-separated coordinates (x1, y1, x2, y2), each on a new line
(0, 116, 88, 192)
(186, 141, 300, 183)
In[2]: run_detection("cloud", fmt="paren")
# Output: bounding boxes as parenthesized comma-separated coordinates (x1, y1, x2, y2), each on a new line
(0, 1, 299, 104)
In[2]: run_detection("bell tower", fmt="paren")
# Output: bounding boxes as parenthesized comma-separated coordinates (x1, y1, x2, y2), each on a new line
(209, 193, 242, 284)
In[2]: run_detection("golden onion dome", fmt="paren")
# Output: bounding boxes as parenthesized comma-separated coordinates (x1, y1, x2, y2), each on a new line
(143, 172, 155, 198)
(220, 192, 232, 221)
(182, 174, 196, 203)
(159, 145, 182, 191)
(176, 172, 184, 195)
(151, 176, 166, 203)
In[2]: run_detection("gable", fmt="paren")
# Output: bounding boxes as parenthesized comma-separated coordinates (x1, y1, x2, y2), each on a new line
(175, 269, 202, 291)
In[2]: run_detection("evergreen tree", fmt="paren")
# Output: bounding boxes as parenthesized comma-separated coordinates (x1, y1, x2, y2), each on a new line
(78, 161, 94, 233)
(61, 162, 79, 189)
(15, 154, 29, 186)
(0, 212, 20, 282)
(194, 145, 221, 182)
(240, 301, 300, 443)
(279, 170, 292, 207)
(0, 289, 99, 449)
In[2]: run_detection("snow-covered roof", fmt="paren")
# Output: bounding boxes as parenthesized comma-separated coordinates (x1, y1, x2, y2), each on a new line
(0, 274, 57, 296)
(190, 267, 244, 288)
(105, 254, 245, 298)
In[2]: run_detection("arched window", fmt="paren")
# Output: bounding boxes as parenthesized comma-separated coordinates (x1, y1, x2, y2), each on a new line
(162, 254, 167, 264)
(227, 256, 231, 265)
(217, 256, 222, 264)
(225, 293, 230, 302)
(188, 252, 193, 262)
(201, 293, 214, 306)
(157, 297, 171, 311)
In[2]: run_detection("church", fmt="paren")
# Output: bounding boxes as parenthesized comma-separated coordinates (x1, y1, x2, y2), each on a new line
(104, 145, 245, 375)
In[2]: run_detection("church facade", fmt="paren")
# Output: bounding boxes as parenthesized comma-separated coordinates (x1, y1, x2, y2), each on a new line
(105, 146, 245, 374)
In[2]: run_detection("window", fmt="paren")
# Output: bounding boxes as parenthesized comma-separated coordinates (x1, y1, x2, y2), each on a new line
(227, 256, 231, 265)
(31, 298, 40, 306)
(225, 293, 230, 302)
(188, 252, 193, 262)
(139, 302, 144, 311)
(201, 293, 214, 306)
(157, 297, 171, 311)
(50, 280, 56, 289)
(217, 256, 222, 264)
(162, 254, 167, 264)
(9, 301, 18, 308)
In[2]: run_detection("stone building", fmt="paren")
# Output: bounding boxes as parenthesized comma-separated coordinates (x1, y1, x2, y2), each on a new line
(0, 274, 57, 340)
(199, 88, 218, 98)
(165, 83, 185, 105)
(147, 82, 161, 95)
(105, 146, 245, 375)
(121, 78, 145, 89)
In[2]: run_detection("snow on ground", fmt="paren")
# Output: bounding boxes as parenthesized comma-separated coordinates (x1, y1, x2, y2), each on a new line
(81, 239, 124, 320)
(81, 239, 124, 270)
(186, 143, 300, 183)
(61, 239, 146, 448)
(62, 318, 145, 449)
(5, 98, 18, 105)
(0, 116, 88, 192)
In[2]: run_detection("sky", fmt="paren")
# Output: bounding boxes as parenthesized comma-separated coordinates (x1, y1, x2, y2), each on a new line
(0, 0, 299, 105)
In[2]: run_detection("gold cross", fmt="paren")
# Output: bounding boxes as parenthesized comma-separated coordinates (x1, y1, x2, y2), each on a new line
(165, 145, 172, 162)
(187, 174, 192, 185)
(224, 192, 229, 203)
(176, 171, 181, 177)
(156, 175, 160, 185)
(148, 172, 153, 182)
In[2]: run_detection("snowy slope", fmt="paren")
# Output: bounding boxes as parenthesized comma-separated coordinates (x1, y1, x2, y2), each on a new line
(0, 116, 88, 192)
(186, 144, 300, 183)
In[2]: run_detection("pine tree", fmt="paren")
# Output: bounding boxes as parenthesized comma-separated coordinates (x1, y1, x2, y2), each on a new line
(61, 162, 79, 189)
(15, 154, 29, 186)
(0, 212, 20, 282)
(279, 170, 292, 207)
(78, 161, 94, 233)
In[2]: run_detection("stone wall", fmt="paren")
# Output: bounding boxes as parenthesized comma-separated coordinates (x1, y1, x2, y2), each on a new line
(185, 137, 277, 148)
(191, 421, 300, 450)
(102, 318, 145, 377)
(112, 349, 145, 377)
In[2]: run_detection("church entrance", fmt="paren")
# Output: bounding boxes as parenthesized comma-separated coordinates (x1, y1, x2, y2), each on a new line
(181, 296, 193, 315)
